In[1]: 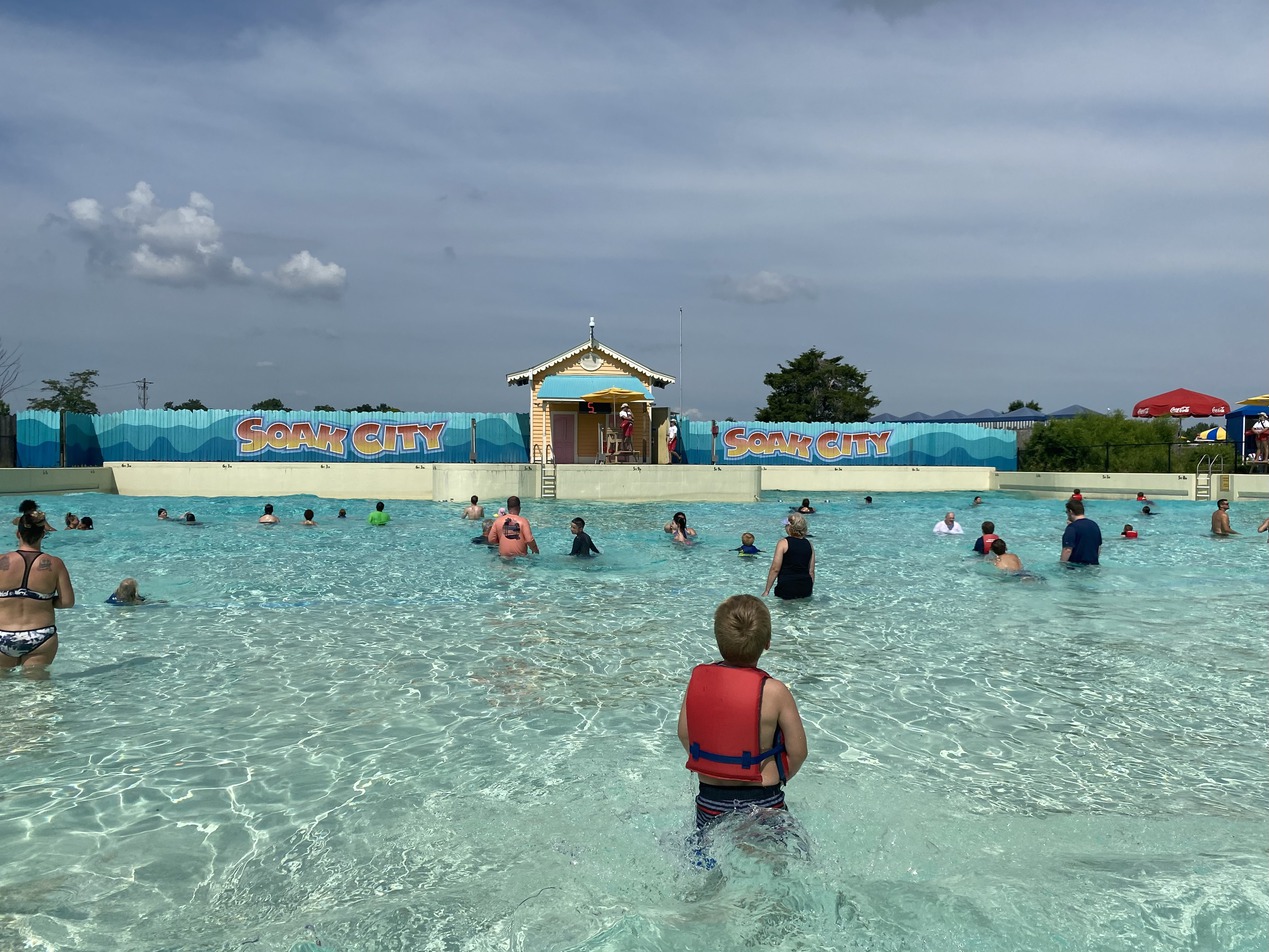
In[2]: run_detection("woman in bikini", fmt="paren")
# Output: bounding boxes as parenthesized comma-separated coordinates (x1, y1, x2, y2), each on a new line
(0, 513, 75, 671)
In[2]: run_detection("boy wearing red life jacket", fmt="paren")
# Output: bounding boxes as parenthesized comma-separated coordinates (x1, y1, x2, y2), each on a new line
(677, 594, 808, 830)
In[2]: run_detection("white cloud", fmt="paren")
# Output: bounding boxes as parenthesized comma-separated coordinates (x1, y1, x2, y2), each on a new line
(129, 244, 200, 285)
(61, 181, 345, 298)
(711, 270, 818, 305)
(66, 198, 103, 228)
(264, 250, 347, 298)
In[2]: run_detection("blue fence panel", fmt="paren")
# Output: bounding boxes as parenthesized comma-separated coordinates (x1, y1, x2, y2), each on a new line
(90, 410, 532, 463)
(16, 411, 60, 468)
(682, 420, 1016, 470)
(65, 413, 103, 467)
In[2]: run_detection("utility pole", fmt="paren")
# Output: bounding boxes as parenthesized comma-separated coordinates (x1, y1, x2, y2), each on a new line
(136, 378, 152, 409)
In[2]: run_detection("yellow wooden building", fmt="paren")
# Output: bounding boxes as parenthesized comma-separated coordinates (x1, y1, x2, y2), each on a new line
(506, 323, 675, 463)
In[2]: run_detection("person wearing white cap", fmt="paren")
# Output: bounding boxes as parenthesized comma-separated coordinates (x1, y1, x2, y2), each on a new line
(1253, 412, 1269, 461)
(616, 401, 631, 451)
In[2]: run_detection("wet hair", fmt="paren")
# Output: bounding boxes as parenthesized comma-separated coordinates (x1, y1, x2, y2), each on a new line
(375, 501, 385, 511)
(571, 517, 585, 529)
(714, 594, 772, 665)
(507, 495, 522, 513)
(801, 498, 811, 507)
(481, 518, 494, 533)
(184, 512, 196, 523)
(1122, 524, 1134, 533)
(864, 496, 872, 503)
(470, 495, 479, 505)
(78, 516, 94, 529)
(263, 503, 274, 515)
(304, 509, 314, 520)
(785, 513, 808, 537)
(981, 521, 995, 534)
(18, 500, 38, 515)
(741, 532, 755, 545)
(115, 578, 139, 602)
(990, 538, 1007, 555)
(673, 512, 688, 530)
(65, 512, 79, 528)
(157, 508, 168, 517)
(16, 513, 47, 546)
(338, 509, 347, 518)
(1066, 499, 1085, 516)
(1141, 506, 1152, 514)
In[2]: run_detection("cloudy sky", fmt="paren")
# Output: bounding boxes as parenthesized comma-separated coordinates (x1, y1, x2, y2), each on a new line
(1, 0, 1264, 419)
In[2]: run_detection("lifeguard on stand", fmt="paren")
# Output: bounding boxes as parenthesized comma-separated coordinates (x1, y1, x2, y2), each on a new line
(619, 403, 634, 453)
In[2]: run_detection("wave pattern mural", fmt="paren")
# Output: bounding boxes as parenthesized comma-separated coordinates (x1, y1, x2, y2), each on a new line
(20, 410, 532, 465)
(16, 411, 60, 468)
(680, 420, 1016, 470)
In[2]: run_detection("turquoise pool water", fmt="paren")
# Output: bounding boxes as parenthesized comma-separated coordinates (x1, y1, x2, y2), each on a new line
(3, 491, 1266, 952)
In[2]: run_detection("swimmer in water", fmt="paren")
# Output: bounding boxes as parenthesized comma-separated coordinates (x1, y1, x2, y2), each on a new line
(0, 512, 75, 671)
(793, 498, 815, 514)
(106, 578, 146, 605)
(670, 512, 695, 544)
(989, 538, 1023, 572)
(734, 532, 761, 555)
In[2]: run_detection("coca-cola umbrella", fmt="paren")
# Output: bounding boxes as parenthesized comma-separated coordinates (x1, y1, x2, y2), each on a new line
(1132, 388, 1230, 420)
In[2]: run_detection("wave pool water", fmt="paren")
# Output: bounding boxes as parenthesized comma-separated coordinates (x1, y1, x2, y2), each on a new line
(2, 490, 1266, 951)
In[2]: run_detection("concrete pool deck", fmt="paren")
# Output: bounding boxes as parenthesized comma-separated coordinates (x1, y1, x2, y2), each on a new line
(2, 462, 1267, 503)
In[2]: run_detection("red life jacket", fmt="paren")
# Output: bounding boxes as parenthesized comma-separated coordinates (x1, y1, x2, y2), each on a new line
(979, 533, 999, 553)
(1123, 529, 1138, 539)
(684, 663, 789, 783)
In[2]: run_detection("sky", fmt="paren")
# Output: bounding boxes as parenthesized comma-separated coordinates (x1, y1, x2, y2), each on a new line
(0, 0, 1265, 420)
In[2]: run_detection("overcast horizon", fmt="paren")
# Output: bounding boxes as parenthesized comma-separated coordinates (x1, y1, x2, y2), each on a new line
(1, 0, 1264, 421)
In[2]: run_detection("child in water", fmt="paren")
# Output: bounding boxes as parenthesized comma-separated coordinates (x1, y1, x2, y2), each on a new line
(106, 578, 146, 605)
(678, 594, 808, 833)
(568, 517, 600, 557)
(734, 532, 762, 556)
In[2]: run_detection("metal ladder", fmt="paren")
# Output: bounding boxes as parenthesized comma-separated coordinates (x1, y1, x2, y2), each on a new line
(1195, 454, 1224, 501)
(534, 444, 556, 498)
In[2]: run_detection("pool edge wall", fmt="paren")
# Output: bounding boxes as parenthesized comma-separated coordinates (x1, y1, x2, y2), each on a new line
(3, 464, 1267, 503)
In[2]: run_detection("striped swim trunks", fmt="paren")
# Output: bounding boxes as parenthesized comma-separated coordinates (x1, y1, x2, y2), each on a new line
(694, 782, 786, 830)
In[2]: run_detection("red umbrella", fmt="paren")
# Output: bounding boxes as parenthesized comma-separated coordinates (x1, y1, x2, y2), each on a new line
(1132, 388, 1230, 419)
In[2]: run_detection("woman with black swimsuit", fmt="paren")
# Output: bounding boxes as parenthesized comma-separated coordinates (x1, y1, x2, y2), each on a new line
(0, 514, 75, 670)
(762, 513, 815, 600)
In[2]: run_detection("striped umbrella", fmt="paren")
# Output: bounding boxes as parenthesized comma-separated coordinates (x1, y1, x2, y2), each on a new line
(1194, 426, 1227, 441)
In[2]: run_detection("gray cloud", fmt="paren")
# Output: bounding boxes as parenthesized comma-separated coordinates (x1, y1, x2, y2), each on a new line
(0, 2, 1263, 415)
(711, 271, 819, 305)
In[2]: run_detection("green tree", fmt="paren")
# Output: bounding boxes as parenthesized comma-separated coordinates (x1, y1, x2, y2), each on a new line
(313, 404, 336, 412)
(345, 402, 402, 413)
(164, 398, 208, 410)
(252, 397, 291, 411)
(754, 348, 878, 423)
(1020, 411, 1191, 472)
(1007, 399, 1043, 412)
(28, 369, 99, 414)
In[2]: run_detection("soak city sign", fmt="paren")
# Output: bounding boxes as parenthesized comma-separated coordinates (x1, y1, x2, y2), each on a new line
(236, 416, 447, 460)
(721, 426, 892, 462)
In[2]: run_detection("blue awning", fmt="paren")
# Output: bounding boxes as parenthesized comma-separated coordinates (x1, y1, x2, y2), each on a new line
(535, 374, 653, 401)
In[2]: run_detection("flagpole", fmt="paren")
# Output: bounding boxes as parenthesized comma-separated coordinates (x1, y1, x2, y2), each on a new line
(678, 307, 683, 419)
